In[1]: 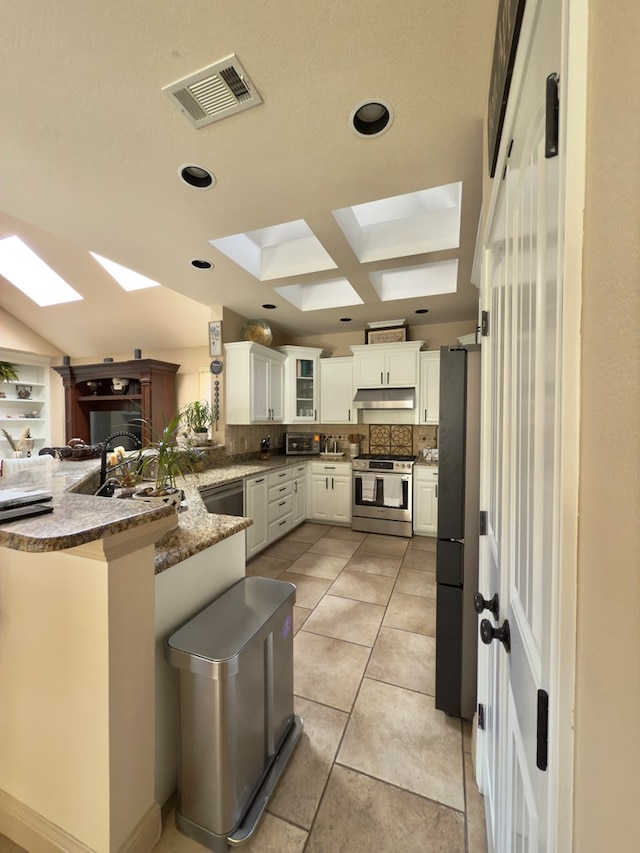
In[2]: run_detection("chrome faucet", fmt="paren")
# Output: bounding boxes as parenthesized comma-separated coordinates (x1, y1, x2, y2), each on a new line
(99, 431, 141, 490)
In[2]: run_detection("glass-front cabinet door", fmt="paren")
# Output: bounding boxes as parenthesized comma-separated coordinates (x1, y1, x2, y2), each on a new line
(278, 346, 324, 423)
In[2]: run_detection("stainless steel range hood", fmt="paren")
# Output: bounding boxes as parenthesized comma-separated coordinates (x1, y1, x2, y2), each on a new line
(352, 387, 416, 410)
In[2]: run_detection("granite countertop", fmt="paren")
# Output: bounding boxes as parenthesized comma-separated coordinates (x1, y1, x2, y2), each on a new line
(0, 454, 317, 573)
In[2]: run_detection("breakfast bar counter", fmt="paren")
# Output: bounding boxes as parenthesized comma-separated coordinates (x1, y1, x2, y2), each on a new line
(0, 454, 303, 572)
(0, 452, 310, 853)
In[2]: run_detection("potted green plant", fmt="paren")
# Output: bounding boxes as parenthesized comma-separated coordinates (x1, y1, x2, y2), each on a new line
(0, 362, 19, 382)
(133, 409, 203, 510)
(183, 400, 213, 443)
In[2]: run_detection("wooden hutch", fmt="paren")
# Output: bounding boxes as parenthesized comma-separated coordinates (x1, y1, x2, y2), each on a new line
(53, 359, 179, 445)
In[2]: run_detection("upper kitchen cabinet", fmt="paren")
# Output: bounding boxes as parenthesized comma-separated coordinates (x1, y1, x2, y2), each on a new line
(224, 341, 285, 424)
(418, 351, 440, 424)
(350, 342, 424, 388)
(277, 346, 324, 423)
(0, 350, 51, 457)
(53, 358, 178, 445)
(320, 357, 356, 424)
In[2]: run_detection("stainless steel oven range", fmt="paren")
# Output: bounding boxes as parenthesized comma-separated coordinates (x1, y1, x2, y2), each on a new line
(351, 454, 416, 538)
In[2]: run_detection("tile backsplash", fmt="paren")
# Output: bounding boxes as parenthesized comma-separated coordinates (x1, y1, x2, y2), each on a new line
(224, 423, 438, 457)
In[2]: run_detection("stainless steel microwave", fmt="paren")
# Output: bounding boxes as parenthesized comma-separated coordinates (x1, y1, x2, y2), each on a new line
(285, 433, 321, 455)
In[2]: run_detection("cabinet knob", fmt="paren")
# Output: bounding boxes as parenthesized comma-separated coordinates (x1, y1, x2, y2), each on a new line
(480, 618, 511, 652)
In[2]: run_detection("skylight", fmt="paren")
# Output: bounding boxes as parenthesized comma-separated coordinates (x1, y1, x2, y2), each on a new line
(210, 219, 337, 281)
(274, 278, 363, 312)
(333, 182, 462, 264)
(367, 259, 459, 301)
(90, 252, 160, 291)
(0, 236, 82, 306)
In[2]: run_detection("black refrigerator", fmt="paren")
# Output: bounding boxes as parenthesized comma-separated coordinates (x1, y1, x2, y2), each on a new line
(435, 345, 481, 720)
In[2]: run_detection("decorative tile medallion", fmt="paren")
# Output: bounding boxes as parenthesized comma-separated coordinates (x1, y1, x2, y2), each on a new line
(390, 425, 413, 456)
(369, 425, 391, 455)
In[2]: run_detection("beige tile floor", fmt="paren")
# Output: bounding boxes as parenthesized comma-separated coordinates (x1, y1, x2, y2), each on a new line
(0, 523, 488, 853)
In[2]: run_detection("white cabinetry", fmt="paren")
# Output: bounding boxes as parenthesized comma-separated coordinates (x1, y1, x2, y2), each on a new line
(418, 351, 440, 424)
(413, 466, 438, 536)
(350, 341, 423, 388)
(309, 461, 351, 524)
(291, 462, 307, 526)
(244, 473, 269, 558)
(0, 350, 51, 458)
(224, 342, 285, 424)
(277, 346, 324, 423)
(320, 357, 356, 424)
(268, 467, 294, 542)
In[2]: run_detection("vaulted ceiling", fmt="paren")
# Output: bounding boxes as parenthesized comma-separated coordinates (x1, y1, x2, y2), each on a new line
(0, 0, 497, 356)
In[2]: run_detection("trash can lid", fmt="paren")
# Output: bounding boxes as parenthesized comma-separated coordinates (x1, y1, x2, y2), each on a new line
(166, 577, 296, 667)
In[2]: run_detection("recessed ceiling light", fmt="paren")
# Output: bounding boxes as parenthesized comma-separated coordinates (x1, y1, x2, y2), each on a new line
(91, 252, 160, 291)
(179, 164, 215, 188)
(415, 308, 429, 314)
(0, 236, 82, 306)
(350, 100, 393, 137)
(262, 303, 276, 309)
(340, 317, 352, 322)
(191, 259, 213, 269)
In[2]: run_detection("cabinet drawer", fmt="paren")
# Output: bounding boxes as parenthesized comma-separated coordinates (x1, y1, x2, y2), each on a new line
(310, 462, 351, 475)
(268, 492, 293, 523)
(268, 479, 293, 502)
(290, 463, 307, 479)
(268, 512, 293, 542)
(416, 466, 438, 481)
(268, 468, 292, 487)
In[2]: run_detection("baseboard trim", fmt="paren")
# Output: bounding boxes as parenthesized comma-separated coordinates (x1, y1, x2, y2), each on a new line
(0, 788, 161, 853)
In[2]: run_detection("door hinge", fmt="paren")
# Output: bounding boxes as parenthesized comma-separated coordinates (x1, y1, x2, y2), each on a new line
(545, 73, 559, 158)
(536, 689, 549, 771)
(481, 310, 490, 337)
(478, 703, 486, 730)
(479, 510, 488, 535)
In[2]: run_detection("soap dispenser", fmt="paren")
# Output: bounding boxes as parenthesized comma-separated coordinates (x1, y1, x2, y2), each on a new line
(260, 435, 271, 461)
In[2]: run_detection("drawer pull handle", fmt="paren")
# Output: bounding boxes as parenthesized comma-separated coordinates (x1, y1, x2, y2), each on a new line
(279, 486, 286, 492)
(279, 500, 286, 506)
(279, 519, 287, 526)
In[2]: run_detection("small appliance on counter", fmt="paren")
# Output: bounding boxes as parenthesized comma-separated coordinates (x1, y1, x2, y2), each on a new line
(284, 432, 321, 456)
(260, 435, 271, 460)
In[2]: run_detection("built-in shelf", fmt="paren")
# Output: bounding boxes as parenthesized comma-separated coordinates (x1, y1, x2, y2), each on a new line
(0, 349, 52, 456)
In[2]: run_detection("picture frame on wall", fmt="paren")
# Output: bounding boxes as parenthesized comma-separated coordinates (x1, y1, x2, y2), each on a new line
(487, 0, 527, 178)
(208, 321, 222, 357)
(365, 325, 408, 345)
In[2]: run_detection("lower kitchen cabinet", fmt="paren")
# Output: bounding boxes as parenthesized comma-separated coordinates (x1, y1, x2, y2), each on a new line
(413, 466, 438, 536)
(267, 467, 293, 543)
(291, 462, 307, 526)
(309, 461, 351, 524)
(244, 473, 268, 558)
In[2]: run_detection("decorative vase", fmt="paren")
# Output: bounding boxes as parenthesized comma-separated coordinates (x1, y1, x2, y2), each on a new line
(131, 487, 183, 525)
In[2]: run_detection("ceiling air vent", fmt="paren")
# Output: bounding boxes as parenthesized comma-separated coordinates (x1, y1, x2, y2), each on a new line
(162, 54, 263, 129)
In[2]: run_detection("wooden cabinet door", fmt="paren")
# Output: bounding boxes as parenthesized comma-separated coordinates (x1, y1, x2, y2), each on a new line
(320, 358, 355, 424)
(386, 348, 418, 386)
(419, 351, 440, 424)
(245, 474, 268, 557)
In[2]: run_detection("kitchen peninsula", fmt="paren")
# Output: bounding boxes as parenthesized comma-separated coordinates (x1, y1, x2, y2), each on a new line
(0, 457, 261, 853)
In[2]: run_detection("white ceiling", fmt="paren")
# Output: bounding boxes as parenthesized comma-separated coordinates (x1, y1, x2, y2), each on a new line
(0, 0, 498, 357)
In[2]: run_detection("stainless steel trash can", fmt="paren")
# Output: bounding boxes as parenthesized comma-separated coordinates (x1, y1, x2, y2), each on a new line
(166, 577, 303, 853)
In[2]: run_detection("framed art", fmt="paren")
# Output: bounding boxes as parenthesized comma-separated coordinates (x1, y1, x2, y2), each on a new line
(487, 0, 527, 177)
(365, 325, 408, 345)
(208, 321, 222, 357)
